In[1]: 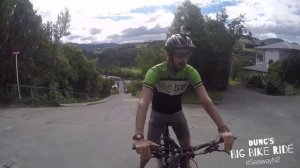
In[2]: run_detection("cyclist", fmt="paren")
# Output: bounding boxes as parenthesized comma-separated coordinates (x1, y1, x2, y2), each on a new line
(133, 33, 235, 168)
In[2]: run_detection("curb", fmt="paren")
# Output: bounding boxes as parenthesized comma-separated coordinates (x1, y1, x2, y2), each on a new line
(60, 95, 116, 107)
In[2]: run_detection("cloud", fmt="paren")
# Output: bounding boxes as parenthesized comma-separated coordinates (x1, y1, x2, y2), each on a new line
(146, 15, 159, 23)
(89, 28, 102, 35)
(200, 1, 238, 14)
(31, 0, 300, 44)
(107, 24, 168, 43)
(80, 36, 98, 42)
(225, 0, 300, 43)
(249, 23, 300, 43)
(130, 4, 177, 14)
(95, 15, 132, 21)
(112, 24, 168, 38)
(66, 35, 82, 40)
(65, 35, 97, 43)
(108, 34, 166, 43)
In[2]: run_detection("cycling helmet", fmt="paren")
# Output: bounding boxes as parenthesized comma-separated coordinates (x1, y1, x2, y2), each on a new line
(165, 34, 196, 51)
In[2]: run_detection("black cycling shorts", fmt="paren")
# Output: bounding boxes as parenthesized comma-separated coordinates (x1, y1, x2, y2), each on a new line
(147, 110, 190, 145)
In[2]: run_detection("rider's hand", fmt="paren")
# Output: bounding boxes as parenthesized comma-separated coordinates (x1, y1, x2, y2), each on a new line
(219, 131, 235, 153)
(133, 139, 159, 161)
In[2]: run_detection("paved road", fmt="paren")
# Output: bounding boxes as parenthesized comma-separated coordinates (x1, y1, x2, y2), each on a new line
(0, 87, 299, 168)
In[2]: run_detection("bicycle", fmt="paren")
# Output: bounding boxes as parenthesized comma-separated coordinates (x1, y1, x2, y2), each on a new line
(133, 123, 235, 168)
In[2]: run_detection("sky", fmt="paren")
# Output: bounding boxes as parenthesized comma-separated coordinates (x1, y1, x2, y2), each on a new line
(30, 0, 300, 44)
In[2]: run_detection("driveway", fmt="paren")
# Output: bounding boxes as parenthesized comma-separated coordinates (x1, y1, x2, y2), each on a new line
(0, 86, 299, 168)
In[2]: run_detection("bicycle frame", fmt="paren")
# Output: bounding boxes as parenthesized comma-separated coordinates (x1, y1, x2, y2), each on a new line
(153, 123, 233, 168)
(158, 123, 188, 168)
(132, 123, 234, 168)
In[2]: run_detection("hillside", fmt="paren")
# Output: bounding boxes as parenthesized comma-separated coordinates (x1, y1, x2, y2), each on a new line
(72, 40, 164, 68)
(71, 37, 285, 68)
(237, 36, 285, 58)
(69, 43, 120, 51)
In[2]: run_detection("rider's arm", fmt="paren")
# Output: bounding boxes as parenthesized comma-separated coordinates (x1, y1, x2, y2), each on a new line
(194, 85, 235, 152)
(135, 86, 153, 135)
(194, 85, 225, 128)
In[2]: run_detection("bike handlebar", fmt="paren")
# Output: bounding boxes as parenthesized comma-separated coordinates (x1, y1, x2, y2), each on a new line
(133, 137, 236, 159)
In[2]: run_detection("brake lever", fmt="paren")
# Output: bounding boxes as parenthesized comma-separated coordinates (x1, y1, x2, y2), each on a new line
(202, 146, 216, 154)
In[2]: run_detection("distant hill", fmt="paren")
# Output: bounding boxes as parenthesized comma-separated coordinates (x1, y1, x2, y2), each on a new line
(70, 40, 164, 68)
(261, 38, 284, 45)
(69, 43, 120, 52)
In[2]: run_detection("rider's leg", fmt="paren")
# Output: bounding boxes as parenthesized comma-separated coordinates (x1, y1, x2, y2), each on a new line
(178, 138, 191, 168)
(139, 158, 150, 168)
(142, 110, 165, 168)
(171, 110, 192, 168)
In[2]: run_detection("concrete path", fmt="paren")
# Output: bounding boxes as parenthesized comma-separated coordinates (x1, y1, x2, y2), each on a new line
(0, 86, 299, 168)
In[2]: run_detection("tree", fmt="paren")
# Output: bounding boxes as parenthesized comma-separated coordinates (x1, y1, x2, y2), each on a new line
(228, 14, 252, 40)
(0, 0, 45, 86)
(61, 44, 99, 94)
(167, 0, 251, 90)
(231, 55, 254, 80)
(283, 53, 300, 84)
(216, 9, 228, 23)
(135, 42, 165, 75)
(41, 8, 71, 45)
(0, 0, 13, 86)
(0, 0, 114, 103)
(97, 43, 139, 69)
(53, 8, 71, 44)
(168, 0, 205, 38)
(0, 0, 12, 50)
(266, 59, 285, 95)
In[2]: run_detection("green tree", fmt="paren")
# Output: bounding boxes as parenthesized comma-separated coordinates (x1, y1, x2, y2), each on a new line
(201, 18, 235, 90)
(0, 0, 46, 86)
(41, 8, 71, 45)
(135, 42, 165, 75)
(228, 14, 252, 40)
(231, 55, 254, 80)
(282, 53, 300, 84)
(61, 45, 99, 95)
(0, 0, 13, 86)
(266, 59, 285, 95)
(168, 0, 205, 39)
(53, 8, 71, 44)
(0, 0, 113, 104)
(167, 0, 250, 90)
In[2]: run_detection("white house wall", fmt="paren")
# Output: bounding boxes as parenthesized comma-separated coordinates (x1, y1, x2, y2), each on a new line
(264, 50, 280, 64)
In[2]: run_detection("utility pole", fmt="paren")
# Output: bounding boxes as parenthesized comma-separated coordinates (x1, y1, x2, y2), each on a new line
(13, 51, 21, 100)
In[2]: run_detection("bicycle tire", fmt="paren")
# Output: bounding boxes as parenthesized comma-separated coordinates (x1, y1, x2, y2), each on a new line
(157, 158, 165, 168)
(158, 157, 180, 168)
(158, 138, 188, 168)
(159, 131, 181, 167)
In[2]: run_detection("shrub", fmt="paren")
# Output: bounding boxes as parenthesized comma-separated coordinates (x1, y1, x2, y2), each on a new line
(284, 54, 300, 84)
(126, 80, 143, 97)
(266, 59, 285, 95)
(231, 56, 254, 80)
(246, 74, 266, 89)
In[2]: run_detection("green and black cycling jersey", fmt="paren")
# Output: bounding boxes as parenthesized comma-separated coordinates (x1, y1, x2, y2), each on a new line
(143, 62, 203, 114)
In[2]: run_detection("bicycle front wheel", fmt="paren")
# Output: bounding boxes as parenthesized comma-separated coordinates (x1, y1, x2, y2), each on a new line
(157, 158, 180, 168)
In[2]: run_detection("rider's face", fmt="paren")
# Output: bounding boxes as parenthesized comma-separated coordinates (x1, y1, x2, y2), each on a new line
(171, 49, 192, 70)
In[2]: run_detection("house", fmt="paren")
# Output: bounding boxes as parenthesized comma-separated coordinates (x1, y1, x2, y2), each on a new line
(242, 41, 300, 87)
(255, 41, 300, 65)
(244, 41, 300, 73)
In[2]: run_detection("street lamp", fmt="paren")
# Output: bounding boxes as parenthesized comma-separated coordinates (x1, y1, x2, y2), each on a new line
(13, 51, 21, 100)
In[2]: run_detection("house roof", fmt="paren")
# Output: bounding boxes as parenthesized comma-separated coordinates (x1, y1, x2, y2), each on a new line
(255, 41, 300, 51)
(243, 64, 268, 73)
